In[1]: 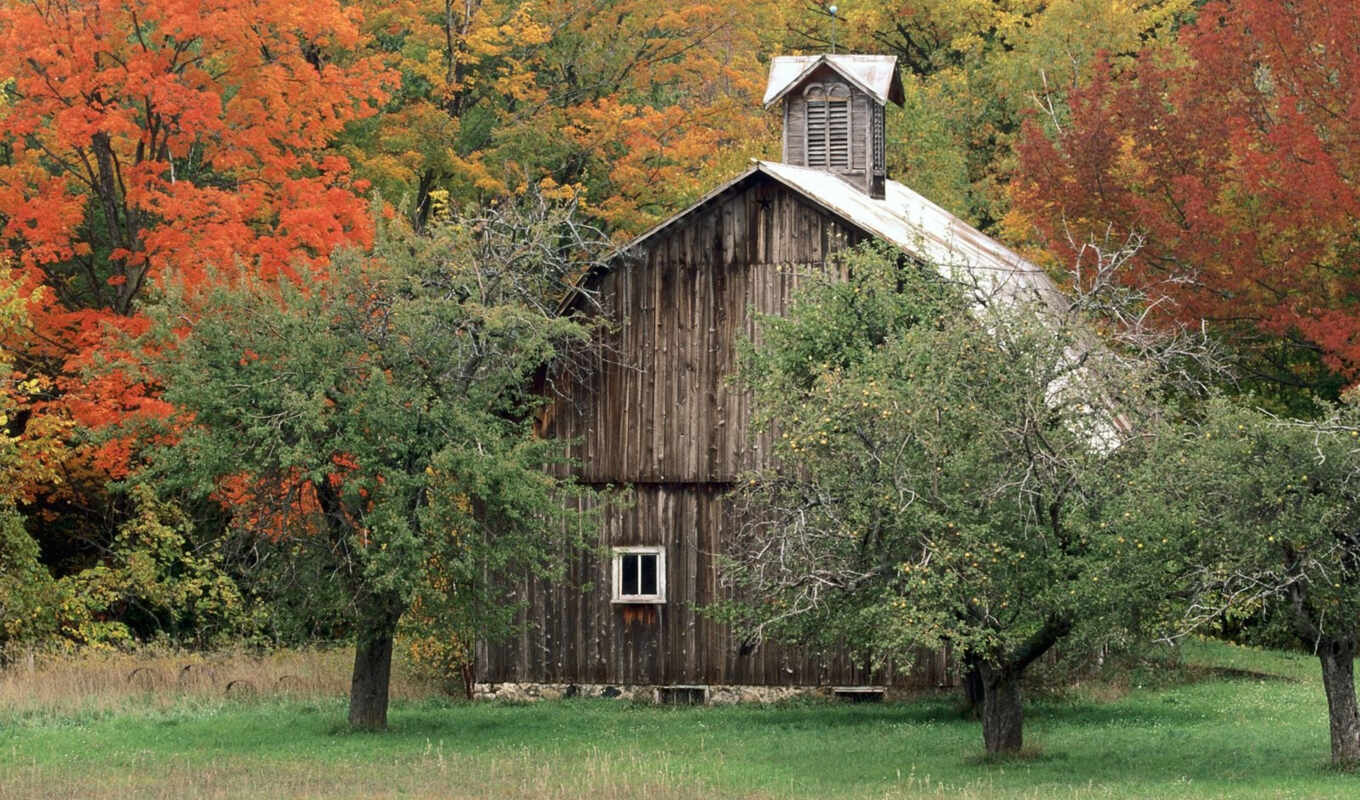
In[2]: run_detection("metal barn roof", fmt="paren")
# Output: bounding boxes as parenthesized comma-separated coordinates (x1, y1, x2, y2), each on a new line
(762, 55, 906, 108)
(623, 160, 1066, 312)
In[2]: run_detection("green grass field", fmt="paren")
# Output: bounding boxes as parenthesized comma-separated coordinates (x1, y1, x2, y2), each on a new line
(0, 640, 1354, 799)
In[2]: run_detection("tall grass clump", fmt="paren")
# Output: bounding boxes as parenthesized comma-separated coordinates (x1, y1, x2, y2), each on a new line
(0, 644, 437, 721)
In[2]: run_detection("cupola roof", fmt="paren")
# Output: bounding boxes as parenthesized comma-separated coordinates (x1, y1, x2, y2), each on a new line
(762, 54, 905, 108)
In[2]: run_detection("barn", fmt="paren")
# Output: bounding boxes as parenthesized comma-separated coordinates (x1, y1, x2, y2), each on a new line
(475, 54, 1065, 702)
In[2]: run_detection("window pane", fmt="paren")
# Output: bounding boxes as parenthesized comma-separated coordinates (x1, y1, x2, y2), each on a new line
(640, 554, 658, 596)
(622, 554, 638, 596)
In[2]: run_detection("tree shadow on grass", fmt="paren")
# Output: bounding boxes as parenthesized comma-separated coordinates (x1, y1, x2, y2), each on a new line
(369, 692, 1225, 743)
(318, 694, 1358, 796)
(1024, 700, 1232, 728)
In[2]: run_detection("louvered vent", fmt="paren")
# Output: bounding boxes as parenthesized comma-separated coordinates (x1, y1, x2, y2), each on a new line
(827, 99, 849, 167)
(872, 103, 885, 175)
(806, 99, 828, 167)
(804, 83, 852, 170)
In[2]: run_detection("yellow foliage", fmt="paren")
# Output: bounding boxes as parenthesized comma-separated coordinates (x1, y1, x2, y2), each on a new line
(352, 0, 781, 233)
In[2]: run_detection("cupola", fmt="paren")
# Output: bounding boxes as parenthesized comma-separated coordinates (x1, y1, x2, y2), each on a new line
(763, 54, 905, 199)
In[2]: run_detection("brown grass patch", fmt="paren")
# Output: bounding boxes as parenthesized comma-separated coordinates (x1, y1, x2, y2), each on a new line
(0, 645, 436, 717)
(0, 745, 747, 800)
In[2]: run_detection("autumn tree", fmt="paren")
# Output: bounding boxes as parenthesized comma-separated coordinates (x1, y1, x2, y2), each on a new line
(142, 199, 607, 729)
(0, 262, 58, 651)
(349, 0, 783, 235)
(726, 242, 1210, 755)
(0, 0, 394, 560)
(1013, 0, 1360, 404)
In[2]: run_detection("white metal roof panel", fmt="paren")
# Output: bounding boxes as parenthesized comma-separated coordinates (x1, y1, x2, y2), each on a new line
(750, 162, 1122, 449)
(763, 55, 905, 107)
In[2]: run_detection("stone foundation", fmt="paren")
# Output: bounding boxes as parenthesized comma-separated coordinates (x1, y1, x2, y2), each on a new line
(472, 682, 916, 704)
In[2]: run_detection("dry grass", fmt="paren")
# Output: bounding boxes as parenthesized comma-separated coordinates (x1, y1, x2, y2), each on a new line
(0, 644, 434, 717)
(0, 744, 1091, 800)
(0, 743, 749, 800)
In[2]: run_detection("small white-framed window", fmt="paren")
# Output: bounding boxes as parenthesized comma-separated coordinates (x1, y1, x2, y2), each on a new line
(611, 546, 666, 604)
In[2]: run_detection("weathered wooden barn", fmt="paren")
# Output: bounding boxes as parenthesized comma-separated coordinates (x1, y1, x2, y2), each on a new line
(477, 54, 1064, 700)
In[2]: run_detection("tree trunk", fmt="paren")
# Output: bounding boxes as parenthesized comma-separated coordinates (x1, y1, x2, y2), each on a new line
(461, 660, 476, 701)
(347, 592, 404, 731)
(348, 626, 396, 731)
(979, 663, 1024, 755)
(961, 651, 985, 717)
(1318, 636, 1360, 768)
(971, 614, 1069, 756)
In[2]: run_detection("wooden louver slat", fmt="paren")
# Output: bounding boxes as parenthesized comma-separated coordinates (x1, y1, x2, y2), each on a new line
(828, 100, 849, 167)
(806, 101, 828, 167)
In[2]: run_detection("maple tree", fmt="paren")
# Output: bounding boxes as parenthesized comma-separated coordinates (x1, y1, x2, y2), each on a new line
(0, 0, 393, 555)
(0, 265, 58, 649)
(1, 264, 247, 652)
(349, 0, 781, 235)
(1012, 0, 1360, 398)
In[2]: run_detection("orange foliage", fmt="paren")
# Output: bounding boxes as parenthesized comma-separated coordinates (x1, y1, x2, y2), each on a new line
(212, 471, 324, 543)
(211, 452, 369, 544)
(0, 0, 396, 515)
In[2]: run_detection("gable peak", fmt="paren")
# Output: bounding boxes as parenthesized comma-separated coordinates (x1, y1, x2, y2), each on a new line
(763, 54, 905, 109)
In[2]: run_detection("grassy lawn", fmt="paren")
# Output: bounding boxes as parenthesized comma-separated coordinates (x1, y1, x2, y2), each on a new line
(0, 640, 1354, 799)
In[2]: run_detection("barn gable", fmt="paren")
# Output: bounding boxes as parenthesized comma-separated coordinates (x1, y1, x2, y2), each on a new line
(483, 172, 950, 690)
(570, 159, 1063, 324)
(550, 167, 873, 485)
(478, 55, 1065, 698)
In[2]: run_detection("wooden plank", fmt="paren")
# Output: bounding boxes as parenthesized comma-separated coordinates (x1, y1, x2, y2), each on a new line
(648, 237, 662, 479)
(852, 93, 868, 172)
(685, 488, 701, 682)
(786, 97, 806, 166)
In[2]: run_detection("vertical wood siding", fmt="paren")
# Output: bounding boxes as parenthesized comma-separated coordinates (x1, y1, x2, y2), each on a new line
(478, 485, 949, 688)
(543, 179, 867, 482)
(785, 96, 807, 167)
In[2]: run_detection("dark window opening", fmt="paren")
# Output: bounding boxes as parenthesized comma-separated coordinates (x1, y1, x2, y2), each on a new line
(613, 548, 665, 603)
(621, 552, 639, 595)
(639, 553, 658, 595)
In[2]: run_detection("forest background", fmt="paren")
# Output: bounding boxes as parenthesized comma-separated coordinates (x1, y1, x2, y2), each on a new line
(1, 0, 1355, 676)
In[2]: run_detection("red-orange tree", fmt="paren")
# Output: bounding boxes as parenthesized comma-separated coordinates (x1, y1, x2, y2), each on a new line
(0, 0, 393, 554)
(1012, 0, 1360, 398)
